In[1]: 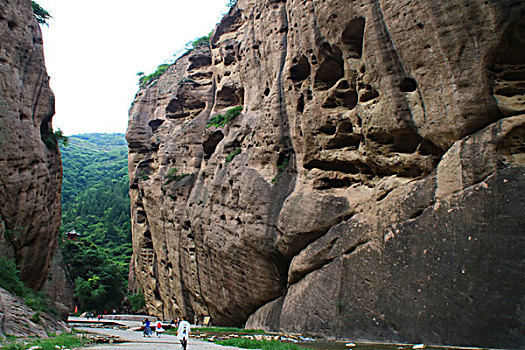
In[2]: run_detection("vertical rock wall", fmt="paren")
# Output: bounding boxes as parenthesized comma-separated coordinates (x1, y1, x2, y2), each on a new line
(0, 0, 62, 290)
(127, 0, 525, 347)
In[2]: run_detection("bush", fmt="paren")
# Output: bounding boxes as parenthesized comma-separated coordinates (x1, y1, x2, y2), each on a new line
(207, 106, 243, 129)
(226, 147, 242, 162)
(42, 128, 69, 150)
(0, 257, 28, 296)
(128, 292, 146, 312)
(138, 64, 170, 87)
(31, 1, 51, 25)
(164, 167, 190, 184)
(271, 157, 290, 184)
(0, 257, 51, 313)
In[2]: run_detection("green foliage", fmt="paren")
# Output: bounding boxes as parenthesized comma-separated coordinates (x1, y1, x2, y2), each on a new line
(213, 338, 305, 350)
(226, 147, 242, 162)
(195, 327, 266, 334)
(138, 63, 170, 87)
(1, 333, 87, 350)
(30, 311, 41, 323)
(164, 167, 190, 184)
(227, 0, 238, 7)
(185, 32, 212, 52)
(191, 34, 211, 49)
(31, 1, 51, 25)
(63, 239, 125, 312)
(0, 257, 51, 313)
(271, 157, 290, 184)
(0, 257, 28, 296)
(59, 133, 131, 313)
(207, 106, 243, 129)
(42, 128, 69, 150)
(128, 292, 146, 312)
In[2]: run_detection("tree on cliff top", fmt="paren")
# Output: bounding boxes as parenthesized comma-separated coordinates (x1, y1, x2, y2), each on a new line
(31, 1, 51, 25)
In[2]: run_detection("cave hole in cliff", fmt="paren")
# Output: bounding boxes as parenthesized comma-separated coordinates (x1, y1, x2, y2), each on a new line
(297, 94, 305, 113)
(314, 56, 345, 90)
(399, 78, 418, 92)
(304, 159, 370, 175)
(290, 55, 311, 83)
(136, 210, 147, 224)
(148, 119, 164, 133)
(342, 17, 365, 59)
(322, 90, 358, 109)
(491, 20, 525, 117)
(141, 230, 153, 251)
(316, 177, 353, 190)
(188, 55, 212, 70)
(216, 85, 245, 109)
(203, 131, 224, 157)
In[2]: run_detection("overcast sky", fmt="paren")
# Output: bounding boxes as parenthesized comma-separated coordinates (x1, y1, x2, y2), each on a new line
(37, 0, 233, 136)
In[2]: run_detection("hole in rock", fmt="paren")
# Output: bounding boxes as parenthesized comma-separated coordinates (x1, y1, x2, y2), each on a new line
(297, 94, 305, 113)
(399, 78, 418, 92)
(148, 119, 164, 133)
(342, 17, 365, 58)
(216, 85, 245, 109)
(315, 56, 345, 90)
(203, 131, 224, 156)
(289, 55, 311, 82)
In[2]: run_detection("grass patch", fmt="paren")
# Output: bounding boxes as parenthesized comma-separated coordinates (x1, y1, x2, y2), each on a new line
(138, 64, 170, 88)
(164, 167, 190, 185)
(1, 333, 86, 350)
(214, 338, 305, 350)
(271, 157, 290, 183)
(226, 148, 242, 163)
(0, 257, 52, 314)
(206, 106, 243, 129)
(196, 326, 266, 334)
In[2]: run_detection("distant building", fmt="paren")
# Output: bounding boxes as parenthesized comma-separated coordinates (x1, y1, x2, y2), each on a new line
(65, 230, 81, 241)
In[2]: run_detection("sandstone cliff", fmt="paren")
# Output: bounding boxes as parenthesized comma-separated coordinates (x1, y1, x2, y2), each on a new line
(0, 0, 71, 333)
(127, 0, 525, 347)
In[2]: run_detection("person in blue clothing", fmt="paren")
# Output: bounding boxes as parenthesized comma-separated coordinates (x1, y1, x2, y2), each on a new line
(143, 318, 151, 337)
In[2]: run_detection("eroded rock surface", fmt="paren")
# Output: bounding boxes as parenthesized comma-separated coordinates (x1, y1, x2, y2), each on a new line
(0, 0, 69, 333)
(127, 0, 525, 347)
(0, 287, 69, 339)
(0, 0, 62, 290)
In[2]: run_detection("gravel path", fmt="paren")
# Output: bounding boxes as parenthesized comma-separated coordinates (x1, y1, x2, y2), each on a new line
(77, 326, 242, 350)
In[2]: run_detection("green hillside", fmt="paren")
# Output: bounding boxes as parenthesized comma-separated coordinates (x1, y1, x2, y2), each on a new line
(59, 133, 131, 312)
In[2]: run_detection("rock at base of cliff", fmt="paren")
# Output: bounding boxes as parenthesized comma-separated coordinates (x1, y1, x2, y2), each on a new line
(0, 287, 70, 339)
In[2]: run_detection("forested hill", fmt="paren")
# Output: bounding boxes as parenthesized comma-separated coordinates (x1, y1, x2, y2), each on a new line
(59, 133, 132, 312)
(60, 133, 130, 248)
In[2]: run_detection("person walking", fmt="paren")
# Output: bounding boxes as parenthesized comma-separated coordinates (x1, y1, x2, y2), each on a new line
(143, 318, 151, 337)
(155, 319, 164, 337)
(177, 319, 191, 350)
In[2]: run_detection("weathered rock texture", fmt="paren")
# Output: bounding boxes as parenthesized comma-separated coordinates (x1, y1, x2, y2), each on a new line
(0, 287, 69, 339)
(127, 0, 525, 347)
(0, 0, 70, 333)
(0, 0, 62, 290)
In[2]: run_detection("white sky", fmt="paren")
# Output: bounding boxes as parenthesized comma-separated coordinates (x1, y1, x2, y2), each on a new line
(37, 0, 233, 135)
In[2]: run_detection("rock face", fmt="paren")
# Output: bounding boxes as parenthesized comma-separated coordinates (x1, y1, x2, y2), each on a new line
(0, 287, 69, 339)
(41, 246, 76, 318)
(127, 0, 525, 347)
(0, 0, 62, 291)
(0, 0, 72, 332)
